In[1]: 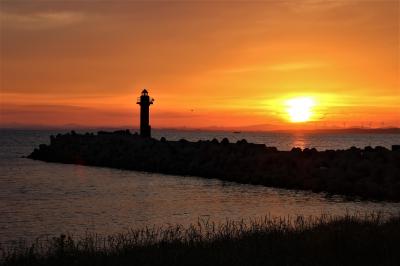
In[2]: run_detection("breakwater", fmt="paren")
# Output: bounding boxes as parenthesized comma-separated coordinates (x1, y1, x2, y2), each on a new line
(28, 130, 400, 201)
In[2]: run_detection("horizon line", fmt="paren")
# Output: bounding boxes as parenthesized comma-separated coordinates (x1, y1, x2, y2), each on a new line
(1, 124, 399, 134)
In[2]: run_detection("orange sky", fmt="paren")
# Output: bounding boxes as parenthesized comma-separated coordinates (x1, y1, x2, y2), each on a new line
(0, 1, 399, 129)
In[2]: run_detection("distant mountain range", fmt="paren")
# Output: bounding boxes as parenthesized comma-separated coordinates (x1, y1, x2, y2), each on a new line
(1, 123, 399, 134)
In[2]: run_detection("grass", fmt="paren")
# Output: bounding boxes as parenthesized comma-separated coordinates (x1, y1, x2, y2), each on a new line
(2, 214, 400, 266)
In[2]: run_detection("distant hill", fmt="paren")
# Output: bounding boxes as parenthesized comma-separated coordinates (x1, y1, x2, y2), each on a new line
(198, 125, 400, 134)
(273, 127, 400, 134)
(1, 123, 399, 134)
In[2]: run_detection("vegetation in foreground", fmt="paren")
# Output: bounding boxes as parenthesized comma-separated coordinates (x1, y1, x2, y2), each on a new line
(29, 130, 400, 201)
(2, 214, 400, 266)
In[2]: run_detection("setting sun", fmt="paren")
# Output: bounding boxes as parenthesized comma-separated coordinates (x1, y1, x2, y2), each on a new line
(285, 97, 315, 123)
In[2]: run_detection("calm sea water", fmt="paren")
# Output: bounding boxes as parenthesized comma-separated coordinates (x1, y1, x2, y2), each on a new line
(1, 129, 399, 246)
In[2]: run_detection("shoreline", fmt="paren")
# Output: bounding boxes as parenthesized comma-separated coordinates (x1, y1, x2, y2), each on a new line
(28, 130, 400, 201)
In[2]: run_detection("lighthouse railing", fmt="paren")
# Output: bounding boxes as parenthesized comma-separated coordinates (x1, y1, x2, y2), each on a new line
(137, 97, 154, 104)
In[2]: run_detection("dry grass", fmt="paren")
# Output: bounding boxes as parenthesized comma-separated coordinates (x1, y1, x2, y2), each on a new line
(2, 213, 399, 266)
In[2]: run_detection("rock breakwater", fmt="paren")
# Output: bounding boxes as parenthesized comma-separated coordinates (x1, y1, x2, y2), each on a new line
(28, 130, 400, 201)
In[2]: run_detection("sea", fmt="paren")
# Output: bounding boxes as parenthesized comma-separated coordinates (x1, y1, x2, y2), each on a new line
(1, 129, 399, 247)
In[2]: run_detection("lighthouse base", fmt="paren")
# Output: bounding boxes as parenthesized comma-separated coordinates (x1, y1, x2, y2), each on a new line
(140, 125, 151, 138)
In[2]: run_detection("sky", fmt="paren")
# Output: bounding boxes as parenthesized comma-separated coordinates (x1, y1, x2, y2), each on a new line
(0, 0, 399, 130)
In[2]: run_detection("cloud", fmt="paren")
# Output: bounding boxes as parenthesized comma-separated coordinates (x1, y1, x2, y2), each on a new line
(282, 0, 353, 11)
(219, 62, 328, 74)
(267, 62, 328, 71)
(0, 11, 84, 30)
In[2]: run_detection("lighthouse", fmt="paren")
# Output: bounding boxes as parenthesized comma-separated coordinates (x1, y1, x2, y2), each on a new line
(136, 89, 154, 138)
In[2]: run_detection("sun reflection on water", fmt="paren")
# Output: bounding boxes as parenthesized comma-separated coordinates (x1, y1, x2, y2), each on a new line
(291, 134, 309, 149)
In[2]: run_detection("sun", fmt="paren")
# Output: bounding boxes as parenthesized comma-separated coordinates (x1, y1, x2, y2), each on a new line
(285, 97, 315, 123)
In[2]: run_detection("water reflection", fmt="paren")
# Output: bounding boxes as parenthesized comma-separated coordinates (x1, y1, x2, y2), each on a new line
(291, 133, 307, 149)
(1, 160, 400, 246)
